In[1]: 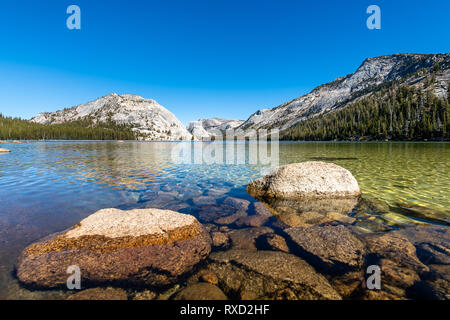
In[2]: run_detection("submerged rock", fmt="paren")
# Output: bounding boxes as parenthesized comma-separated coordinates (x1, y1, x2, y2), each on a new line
(192, 196, 217, 206)
(285, 225, 365, 274)
(257, 233, 290, 253)
(143, 193, 177, 208)
(16, 208, 211, 289)
(247, 162, 361, 200)
(253, 202, 272, 216)
(398, 225, 450, 247)
(259, 198, 358, 223)
(379, 258, 420, 289)
(207, 187, 229, 197)
(363, 232, 428, 273)
(66, 287, 128, 300)
(398, 225, 450, 266)
(409, 279, 450, 300)
(200, 272, 219, 285)
(197, 205, 233, 223)
(214, 211, 247, 225)
(322, 212, 356, 224)
(227, 227, 273, 250)
(234, 214, 269, 228)
(361, 288, 407, 300)
(355, 198, 390, 214)
(427, 264, 450, 282)
(174, 283, 227, 300)
(157, 284, 181, 300)
(416, 243, 450, 265)
(329, 271, 364, 298)
(280, 211, 326, 227)
(275, 213, 310, 227)
(396, 204, 450, 226)
(361, 230, 447, 299)
(208, 249, 342, 300)
(132, 290, 158, 300)
(210, 231, 230, 249)
(223, 197, 250, 212)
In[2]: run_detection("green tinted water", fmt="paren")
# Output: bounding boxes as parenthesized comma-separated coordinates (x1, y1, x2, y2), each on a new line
(277, 142, 449, 213)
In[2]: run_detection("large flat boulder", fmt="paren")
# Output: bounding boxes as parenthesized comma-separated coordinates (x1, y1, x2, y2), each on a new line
(208, 249, 341, 300)
(398, 225, 450, 266)
(363, 232, 429, 273)
(247, 162, 360, 200)
(286, 225, 366, 274)
(16, 208, 211, 289)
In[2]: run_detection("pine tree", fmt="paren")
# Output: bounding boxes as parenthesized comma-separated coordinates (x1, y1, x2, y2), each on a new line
(0, 115, 136, 140)
(281, 82, 449, 141)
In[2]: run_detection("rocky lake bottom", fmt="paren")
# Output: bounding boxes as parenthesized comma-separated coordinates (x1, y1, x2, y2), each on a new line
(0, 141, 448, 300)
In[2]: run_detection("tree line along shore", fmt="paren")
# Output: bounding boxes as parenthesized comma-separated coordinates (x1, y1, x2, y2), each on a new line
(1, 82, 449, 142)
(0, 116, 135, 141)
(281, 82, 450, 142)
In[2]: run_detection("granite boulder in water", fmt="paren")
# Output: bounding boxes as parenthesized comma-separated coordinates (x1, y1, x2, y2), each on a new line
(16, 208, 211, 289)
(247, 162, 361, 200)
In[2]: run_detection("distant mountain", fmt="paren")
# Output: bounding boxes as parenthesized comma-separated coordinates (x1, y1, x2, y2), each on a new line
(31, 94, 192, 141)
(282, 79, 450, 141)
(187, 118, 244, 139)
(26, 53, 450, 142)
(237, 53, 450, 134)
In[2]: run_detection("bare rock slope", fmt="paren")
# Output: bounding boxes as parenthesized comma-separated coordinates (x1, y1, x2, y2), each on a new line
(31, 94, 192, 141)
(238, 53, 450, 132)
(187, 118, 244, 139)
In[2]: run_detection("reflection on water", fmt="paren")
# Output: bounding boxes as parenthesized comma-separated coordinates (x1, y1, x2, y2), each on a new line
(0, 141, 448, 299)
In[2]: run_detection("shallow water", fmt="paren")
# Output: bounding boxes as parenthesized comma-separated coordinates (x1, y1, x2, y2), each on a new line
(0, 141, 448, 299)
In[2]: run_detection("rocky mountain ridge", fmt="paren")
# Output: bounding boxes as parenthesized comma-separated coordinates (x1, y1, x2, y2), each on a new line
(187, 118, 244, 139)
(29, 53, 450, 141)
(237, 53, 450, 132)
(31, 93, 192, 141)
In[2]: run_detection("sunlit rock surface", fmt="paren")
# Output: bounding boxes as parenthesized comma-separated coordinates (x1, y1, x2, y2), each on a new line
(247, 162, 361, 200)
(16, 208, 211, 289)
(187, 118, 244, 140)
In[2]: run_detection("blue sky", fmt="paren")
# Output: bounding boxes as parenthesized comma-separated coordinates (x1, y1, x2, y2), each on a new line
(0, 0, 449, 125)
